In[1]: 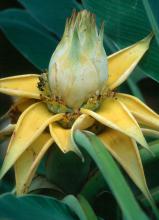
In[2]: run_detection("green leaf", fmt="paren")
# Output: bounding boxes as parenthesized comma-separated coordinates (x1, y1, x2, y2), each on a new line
(63, 194, 98, 220)
(18, 0, 81, 36)
(0, 9, 48, 32)
(139, 186, 159, 207)
(46, 146, 91, 194)
(63, 195, 87, 220)
(0, 193, 78, 220)
(0, 179, 13, 194)
(78, 194, 98, 220)
(0, 9, 57, 70)
(74, 131, 149, 220)
(140, 140, 159, 164)
(29, 175, 64, 194)
(142, 0, 159, 45)
(81, 171, 106, 202)
(82, 0, 159, 82)
(127, 78, 145, 101)
(82, 140, 159, 203)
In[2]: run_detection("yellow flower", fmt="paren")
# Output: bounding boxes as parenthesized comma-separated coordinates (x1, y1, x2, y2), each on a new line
(0, 10, 159, 199)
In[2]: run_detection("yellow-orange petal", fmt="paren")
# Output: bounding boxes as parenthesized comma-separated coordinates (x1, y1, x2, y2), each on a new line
(116, 93, 159, 131)
(49, 123, 75, 153)
(71, 113, 95, 144)
(0, 98, 36, 122)
(49, 114, 95, 158)
(71, 114, 95, 159)
(98, 128, 151, 201)
(14, 132, 53, 195)
(107, 33, 153, 90)
(0, 74, 40, 99)
(81, 97, 148, 150)
(0, 102, 64, 178)
(49, 123, 82, 157)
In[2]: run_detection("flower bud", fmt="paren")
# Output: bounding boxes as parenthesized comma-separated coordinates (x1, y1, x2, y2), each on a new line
(48, 10, 108, 109)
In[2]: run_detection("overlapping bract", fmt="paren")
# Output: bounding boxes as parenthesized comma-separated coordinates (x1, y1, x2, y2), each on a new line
(0, 33, 158, 201)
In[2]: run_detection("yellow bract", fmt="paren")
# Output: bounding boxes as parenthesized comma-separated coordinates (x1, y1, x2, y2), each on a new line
(0, 98, 36, 122)
(98, 128, 151, 201)
(49, 123, 75, 153)
(49, 114, 95, 157)
(81, 97, 148, 149)
(14, 132, 53, 195)
(117, 93, 159, 130)
(0, 102, 64, 179)
(107, 33, 153, 89)
(0, 31, 158, 202)
(0, 74, 40, 99)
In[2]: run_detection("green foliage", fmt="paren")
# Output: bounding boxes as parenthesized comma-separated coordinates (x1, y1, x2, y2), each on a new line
(74, 131, 150, 220)
(0, 9, 57, 70)
(63, 194, 98, 220)
(46, 146, 91, 194)
(17, 0, 81, 35)
(0, 193, 78, 220)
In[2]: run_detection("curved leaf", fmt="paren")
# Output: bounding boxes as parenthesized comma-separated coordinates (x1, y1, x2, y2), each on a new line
(0, 193, 78, 220)
(78, 194, 98, 220)
(18, 0, 80, 36)
(0, 9, 57, 70)
(74, 131, 150, 220)
(142, 0, 159, 45)
(46, 146, 91, 194)
(63, 195, 87, 220)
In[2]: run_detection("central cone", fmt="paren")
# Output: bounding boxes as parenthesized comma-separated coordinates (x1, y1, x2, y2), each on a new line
(48, 10, 108, 109)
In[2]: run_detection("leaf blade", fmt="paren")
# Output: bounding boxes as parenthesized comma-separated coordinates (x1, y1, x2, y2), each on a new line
(74, 131, 150, 220)
(0, 9, 57, 70)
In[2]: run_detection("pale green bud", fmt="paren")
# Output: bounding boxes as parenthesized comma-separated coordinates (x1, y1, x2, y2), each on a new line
(48, 10, 108, 109)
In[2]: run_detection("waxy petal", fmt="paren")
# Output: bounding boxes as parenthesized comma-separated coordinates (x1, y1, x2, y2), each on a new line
(71, 114, 95, 159)
(116, 93, 159, 131)
(14, 132, 53, 195)
(49, 123, 74, 153)
(49, 114, 95, 158)
(49, 123, 82, 157)
(107, 34, 153, 90)
(0, 98, 36, 122)
(71, 114, 95, 144)
(0, 74, 40, 99)
(81, 97, 148, 149)
(12, 98, 37, 113)
(98, 128, 151, 200)
(0, 102, 64, 178)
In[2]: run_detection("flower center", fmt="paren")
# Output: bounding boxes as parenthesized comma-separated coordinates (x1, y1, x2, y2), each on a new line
(37, 73, 115, 129)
